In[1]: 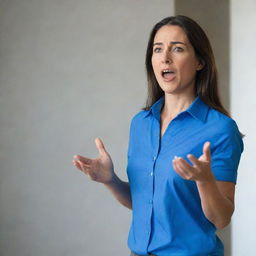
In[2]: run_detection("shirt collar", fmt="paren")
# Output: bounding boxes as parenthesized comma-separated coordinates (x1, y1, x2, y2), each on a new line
(144, 96, 164, 120)
(144, 95, 209, 123)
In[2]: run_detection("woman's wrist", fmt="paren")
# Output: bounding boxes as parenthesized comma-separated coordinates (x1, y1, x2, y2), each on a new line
(103, 171, 119, 186)
(196, 175, 216, 186)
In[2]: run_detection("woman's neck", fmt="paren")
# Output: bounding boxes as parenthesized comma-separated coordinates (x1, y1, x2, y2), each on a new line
(161, 93, 196, 119)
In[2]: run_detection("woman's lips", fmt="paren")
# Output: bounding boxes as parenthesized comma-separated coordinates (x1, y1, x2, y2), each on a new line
(162, 72, 176, 82)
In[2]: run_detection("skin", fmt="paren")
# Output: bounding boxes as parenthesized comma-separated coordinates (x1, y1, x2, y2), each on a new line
(72, 25, 235, 229)
(151, 25, 202, 97)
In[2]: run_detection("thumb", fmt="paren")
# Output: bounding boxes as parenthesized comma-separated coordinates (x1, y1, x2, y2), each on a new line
(203, 141, 211, 161)
(95, 137, 107, 156)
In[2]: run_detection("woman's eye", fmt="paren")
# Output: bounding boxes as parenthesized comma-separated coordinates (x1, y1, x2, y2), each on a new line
(153, 47, 183, 53)
(173, 47, 183, 52)
(153, 48, 161, 53)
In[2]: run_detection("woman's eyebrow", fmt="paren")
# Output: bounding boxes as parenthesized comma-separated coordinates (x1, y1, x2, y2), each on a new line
(153, 41, 186, 46)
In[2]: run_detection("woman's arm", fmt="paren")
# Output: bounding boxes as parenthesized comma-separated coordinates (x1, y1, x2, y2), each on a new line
(104, 174, 132, 210)
(196, 180, 235, 229)
(172, 141, 235, 229)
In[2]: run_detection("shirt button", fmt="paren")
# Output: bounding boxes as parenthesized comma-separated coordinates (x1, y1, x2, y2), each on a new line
(153, 156, 156, 161)
(150, 172, 153, 176)
(149, 199, 153, 204)
(148, 230, 150, 235)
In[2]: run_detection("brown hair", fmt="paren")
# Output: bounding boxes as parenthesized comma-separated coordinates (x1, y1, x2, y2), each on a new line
(143, 15, 230, 117)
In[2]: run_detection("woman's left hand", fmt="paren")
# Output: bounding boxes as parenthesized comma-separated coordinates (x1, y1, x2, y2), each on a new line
(172, 141, 215, 183)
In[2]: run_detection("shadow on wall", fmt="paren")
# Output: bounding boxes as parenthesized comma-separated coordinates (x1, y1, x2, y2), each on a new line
(175, 0, 231, 255)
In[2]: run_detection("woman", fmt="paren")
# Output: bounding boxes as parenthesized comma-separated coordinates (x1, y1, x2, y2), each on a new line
(72, 15, 243, 256)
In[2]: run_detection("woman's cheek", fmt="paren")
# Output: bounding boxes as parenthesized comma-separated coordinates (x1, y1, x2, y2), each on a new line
(180, 64, 196, 84)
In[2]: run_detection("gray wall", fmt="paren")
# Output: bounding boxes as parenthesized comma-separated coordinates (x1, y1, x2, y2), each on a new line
(0, 1, 174, 255)
(175, 0, 230, 110)
(2, 1, 253, 256)
(231, 0, 256, 255)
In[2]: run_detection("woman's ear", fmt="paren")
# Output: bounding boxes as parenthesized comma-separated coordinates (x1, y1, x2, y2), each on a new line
(196, 59, 205, 71)
(196, 64, 203, 71)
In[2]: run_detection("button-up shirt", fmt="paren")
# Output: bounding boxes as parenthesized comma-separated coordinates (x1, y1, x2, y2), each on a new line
(126, 95, 243, 256)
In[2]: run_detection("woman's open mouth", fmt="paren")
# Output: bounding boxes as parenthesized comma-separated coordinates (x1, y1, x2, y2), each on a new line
(161, 69, 176, 82)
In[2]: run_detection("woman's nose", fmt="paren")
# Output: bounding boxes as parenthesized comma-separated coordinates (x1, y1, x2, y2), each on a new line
(162, 51, 172, 63)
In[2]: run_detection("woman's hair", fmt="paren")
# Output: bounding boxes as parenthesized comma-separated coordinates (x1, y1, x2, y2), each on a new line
(143, 15, 230, 117)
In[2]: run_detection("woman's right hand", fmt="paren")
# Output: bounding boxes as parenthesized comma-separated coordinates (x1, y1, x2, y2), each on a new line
(72, 137, 115, 184)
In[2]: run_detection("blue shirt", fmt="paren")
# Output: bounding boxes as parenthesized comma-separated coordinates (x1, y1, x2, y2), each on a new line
(126, 95, 243, 256)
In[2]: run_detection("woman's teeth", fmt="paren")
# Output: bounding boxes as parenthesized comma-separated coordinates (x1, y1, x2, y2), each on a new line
(162, 70, 174, 77)
(161, 69, 176, 81)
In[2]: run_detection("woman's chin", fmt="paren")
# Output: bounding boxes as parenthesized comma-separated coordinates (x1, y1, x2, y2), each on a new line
(158, 82, 178, 93)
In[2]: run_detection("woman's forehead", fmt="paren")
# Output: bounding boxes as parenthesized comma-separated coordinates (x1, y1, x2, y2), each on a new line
(153, 25, 189, 45)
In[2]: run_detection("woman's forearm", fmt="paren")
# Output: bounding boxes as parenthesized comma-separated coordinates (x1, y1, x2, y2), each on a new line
(103, 173, 132, 210)
(196, 179, 234, 229)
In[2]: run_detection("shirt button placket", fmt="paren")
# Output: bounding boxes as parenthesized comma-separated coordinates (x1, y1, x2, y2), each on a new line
(147, 156, 156, 239)
(150, 156, 157, 176)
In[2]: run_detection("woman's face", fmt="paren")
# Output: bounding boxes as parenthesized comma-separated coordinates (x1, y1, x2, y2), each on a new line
(151, 25, 202, 96)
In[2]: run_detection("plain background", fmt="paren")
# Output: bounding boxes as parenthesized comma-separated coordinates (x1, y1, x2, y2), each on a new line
(231, 0, 256, 254)
(0, 0, 173, 255)
(1, 0, 255, 255)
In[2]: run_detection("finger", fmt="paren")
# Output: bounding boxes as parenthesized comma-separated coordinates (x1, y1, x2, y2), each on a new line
(172, 159, 183, 174)
(175, 159, 192, 178)
(77, 160, 90, 173)
(203, 141, 211, 161)
(187, 154, 200, 167)
(173, 159, 189, 179)
(72, 160, 83, 171)
(73, 160, 95, 180)
(72, 159, 81, 169)
(177, 158, 196, 173)
(73, 155, 92, 165)
(95, 137, 107, 156)
(82, 165, 96, 180)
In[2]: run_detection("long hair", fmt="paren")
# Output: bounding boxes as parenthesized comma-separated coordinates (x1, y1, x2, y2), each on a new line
(143, 15, 230, 117)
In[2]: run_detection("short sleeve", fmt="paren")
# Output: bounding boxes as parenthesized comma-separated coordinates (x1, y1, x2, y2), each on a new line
(210, 120, 244, 184)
